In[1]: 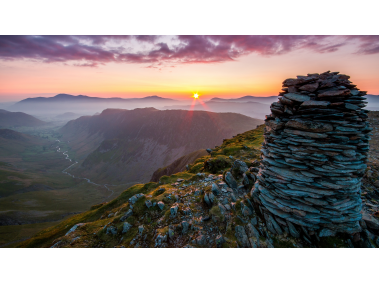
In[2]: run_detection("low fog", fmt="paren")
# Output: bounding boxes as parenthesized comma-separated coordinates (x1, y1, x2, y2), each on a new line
(2, 93, 379, 123)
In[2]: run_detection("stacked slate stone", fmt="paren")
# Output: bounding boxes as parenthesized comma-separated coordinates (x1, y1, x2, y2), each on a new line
(251, 71, 372, 237)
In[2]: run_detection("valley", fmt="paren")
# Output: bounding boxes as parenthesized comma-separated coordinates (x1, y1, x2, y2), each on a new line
(0, 106, 263, 247)
(0, 126, 133, 247)
(60, 108, 263, 184)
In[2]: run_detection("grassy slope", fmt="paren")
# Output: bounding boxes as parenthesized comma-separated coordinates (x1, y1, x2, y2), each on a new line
(17, 125, 265, 248)
(150, 149, 208, 182)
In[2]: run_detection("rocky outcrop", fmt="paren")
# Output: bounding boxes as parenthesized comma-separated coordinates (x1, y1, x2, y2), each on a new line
(252, 71, 372, 236)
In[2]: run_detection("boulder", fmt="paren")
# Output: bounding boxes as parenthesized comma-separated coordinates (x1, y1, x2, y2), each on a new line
(120, 209, 133, 222)
(182, 221, 190, 234)
(106, 226, 118, 235)
(211, 183, 221, 196)
(157, 201, 165, 210)
(225, 172, 237, 189)
(235, 226, 251, 248)
(362, 212, 379, 231)
(145, 200, 152, 208)
(170, 205, 179, 217)
(122, 222, 132, 234)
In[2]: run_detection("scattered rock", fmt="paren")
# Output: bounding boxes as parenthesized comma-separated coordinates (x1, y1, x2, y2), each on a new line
(120, 209, 133, 221)
(170, 205, 179, 217)
(122, 222, 132, 234)
(196, 234, 206, 246)
(211, 183, 221, 196)
(235, 225, 251, 248)
(65, 223, 85, 236)
(145, 200, 152, 208)
(138, 225, 144, 235)
(157, 201, 165, 210)
(225, 172, 237, 189)
(182, 221, 190, 234)
(204, 193, 211, 207)
(106, 226, 118, 235)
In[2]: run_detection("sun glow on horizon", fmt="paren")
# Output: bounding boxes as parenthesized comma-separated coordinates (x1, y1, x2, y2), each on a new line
(192, 93, 199, 99)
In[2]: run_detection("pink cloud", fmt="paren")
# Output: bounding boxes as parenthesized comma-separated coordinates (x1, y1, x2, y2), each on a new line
(0, 35, 378, 68)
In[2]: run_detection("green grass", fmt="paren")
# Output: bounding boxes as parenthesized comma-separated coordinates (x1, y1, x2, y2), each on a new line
(0, 221, 62, 247)
(185, 125, 264, 175)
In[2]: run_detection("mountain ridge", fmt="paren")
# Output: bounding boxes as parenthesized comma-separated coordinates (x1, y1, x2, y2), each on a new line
(0, 109, 46, 128)
(15, 93, 177, 104)
(59, 108, 264, 184)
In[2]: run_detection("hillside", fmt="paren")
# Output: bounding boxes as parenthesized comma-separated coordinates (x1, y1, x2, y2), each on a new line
(0, 129, 42, 158)
(60, 108, 264, 184)
(0, 109, 46, 128)
(18, 117, 379, 248)
(150, 149, 208, 182)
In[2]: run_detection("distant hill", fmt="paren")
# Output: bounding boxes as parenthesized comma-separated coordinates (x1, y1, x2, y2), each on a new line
(208, 96, 278, 104)
(9, 94, 179, 117)
(163, 100, 273, 120)
(0, 129, 43, 158)
(60, 108, 264, 184)
(0, 129, 29, 141)
(0, 109, 46, 128)
(150, 149, 209, 182)
(365, 94, 379, 111)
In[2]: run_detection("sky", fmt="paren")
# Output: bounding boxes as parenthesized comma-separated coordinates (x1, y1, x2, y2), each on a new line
(0, 35, 379, 102)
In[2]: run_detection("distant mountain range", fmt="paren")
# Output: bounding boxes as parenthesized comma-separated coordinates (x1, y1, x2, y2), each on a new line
(14, 93, 176, 104)
(365, 95, 379, 110)
(5, 93, 378, 120)
(60, 107, 264, 184)
(0, 109, 46, 128)
(8, 94, 180, 117)
(163, 100, 274, 120)
(207, 96, 278, 104)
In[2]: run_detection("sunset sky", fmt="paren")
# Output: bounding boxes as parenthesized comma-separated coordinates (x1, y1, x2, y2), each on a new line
(1, 35, 379, 102)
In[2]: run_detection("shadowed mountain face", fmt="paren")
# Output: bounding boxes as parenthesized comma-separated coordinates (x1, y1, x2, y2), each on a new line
(0, 109, 46, 128)
(9, 94, 180, 117)
(0, 129, 30, 141)
(60, 108, 263, 184)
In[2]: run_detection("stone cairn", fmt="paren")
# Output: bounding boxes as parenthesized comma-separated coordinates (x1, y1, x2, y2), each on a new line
(251, 71, 372, 238)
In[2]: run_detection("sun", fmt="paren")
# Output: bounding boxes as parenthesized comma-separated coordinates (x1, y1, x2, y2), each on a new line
(193, 93, 199, 99)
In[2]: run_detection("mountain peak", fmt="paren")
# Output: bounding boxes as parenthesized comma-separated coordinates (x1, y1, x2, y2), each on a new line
(55, 93, 73, 98)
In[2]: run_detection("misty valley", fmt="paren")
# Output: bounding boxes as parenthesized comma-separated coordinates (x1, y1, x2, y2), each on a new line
(0, 93, 265, 246)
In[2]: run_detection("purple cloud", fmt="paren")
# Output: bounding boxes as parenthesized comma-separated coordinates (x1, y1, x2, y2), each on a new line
(0, 35, 378, 68)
